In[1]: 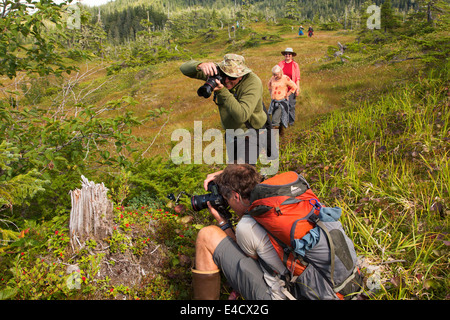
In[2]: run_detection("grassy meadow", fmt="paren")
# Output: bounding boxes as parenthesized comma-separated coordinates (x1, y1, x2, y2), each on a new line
(280, 73, 449, 299)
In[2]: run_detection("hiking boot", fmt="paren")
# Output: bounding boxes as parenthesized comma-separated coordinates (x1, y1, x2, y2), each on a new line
(192, 268, 221, 300)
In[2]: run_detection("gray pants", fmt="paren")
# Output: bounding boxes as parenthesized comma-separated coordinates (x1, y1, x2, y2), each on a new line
(288, 94, 296, 125)
(269, 99, 289, 128)
(213, 236, 272, 300)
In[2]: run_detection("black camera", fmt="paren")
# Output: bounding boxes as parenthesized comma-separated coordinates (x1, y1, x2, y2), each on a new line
(197, 70, 224, 98)
(191, 182, 231, 220)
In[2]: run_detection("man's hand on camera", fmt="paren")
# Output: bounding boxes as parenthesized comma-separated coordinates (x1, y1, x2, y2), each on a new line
(197, 62, 217, 77)
(213, 79, 224, 91)
(203, 170, 223, 190)
(207, 201, 224, 224)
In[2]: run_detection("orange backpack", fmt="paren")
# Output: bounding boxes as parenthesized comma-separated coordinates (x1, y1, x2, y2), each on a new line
(248, 171, 363, 300)
(248, 171, 319, 276)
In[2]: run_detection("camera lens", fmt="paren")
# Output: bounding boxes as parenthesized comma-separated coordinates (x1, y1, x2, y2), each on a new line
(191, 193, 226, 211)
(197, 84, 213, 98)
(191, 194, 210, 211)
(197, 74, 222, 98)
(191, 181, 229, 214)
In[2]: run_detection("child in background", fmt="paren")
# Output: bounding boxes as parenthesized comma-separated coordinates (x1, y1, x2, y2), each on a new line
(267, 65, 297, 134)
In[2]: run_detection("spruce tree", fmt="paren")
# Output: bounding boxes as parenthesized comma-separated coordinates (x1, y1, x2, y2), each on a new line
(381, 0, 399, 32)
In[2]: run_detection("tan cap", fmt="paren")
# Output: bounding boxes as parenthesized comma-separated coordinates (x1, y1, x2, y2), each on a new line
(218, 54, 252, 78)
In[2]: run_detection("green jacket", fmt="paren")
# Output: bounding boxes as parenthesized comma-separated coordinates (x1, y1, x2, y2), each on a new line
(180, 60, 267, 131)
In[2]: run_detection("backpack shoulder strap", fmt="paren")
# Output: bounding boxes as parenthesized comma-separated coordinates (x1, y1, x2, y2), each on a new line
(308, 211, 336, 288)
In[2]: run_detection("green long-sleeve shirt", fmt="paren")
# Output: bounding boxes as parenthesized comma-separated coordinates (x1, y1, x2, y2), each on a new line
(180, 60, 267, 131)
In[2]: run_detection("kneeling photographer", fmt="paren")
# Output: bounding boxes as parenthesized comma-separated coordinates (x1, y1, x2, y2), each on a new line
(180, 54, 269, 164)
(192, 164, 289, 300)
(191, 165, 364, 301)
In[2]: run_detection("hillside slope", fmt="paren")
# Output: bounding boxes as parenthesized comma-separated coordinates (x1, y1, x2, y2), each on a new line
(116, 26, 397, 159)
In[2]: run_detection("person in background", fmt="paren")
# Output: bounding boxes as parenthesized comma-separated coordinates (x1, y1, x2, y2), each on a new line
(278, 48, 300, 126)
(267, 65, 297, 135)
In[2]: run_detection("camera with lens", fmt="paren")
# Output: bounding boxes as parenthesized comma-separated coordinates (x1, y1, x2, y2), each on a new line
(191, 182, 231, 220)
(197, 69, 224, 99)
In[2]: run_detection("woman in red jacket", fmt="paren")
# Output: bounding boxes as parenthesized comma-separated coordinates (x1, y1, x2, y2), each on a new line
(278, 48, 300, 126)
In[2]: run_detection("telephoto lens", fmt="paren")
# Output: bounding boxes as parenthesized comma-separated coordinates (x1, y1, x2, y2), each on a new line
(191, 193, 214, 211)
(190, 182, 227, 211)
(197, 73, 223, 98)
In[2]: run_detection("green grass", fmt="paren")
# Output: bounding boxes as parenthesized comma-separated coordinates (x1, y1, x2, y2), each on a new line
(280, 68, 449, 299)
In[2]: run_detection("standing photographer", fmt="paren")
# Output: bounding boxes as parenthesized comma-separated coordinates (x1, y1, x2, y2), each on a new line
(180, 54, 268, 164)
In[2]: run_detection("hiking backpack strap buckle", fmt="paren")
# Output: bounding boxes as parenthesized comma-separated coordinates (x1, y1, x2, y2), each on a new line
(309, 198, 322, 212)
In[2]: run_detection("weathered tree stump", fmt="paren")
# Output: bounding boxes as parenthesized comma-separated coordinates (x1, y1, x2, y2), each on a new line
(69, 175, 113, 249)
(334, 42, 350, 62)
